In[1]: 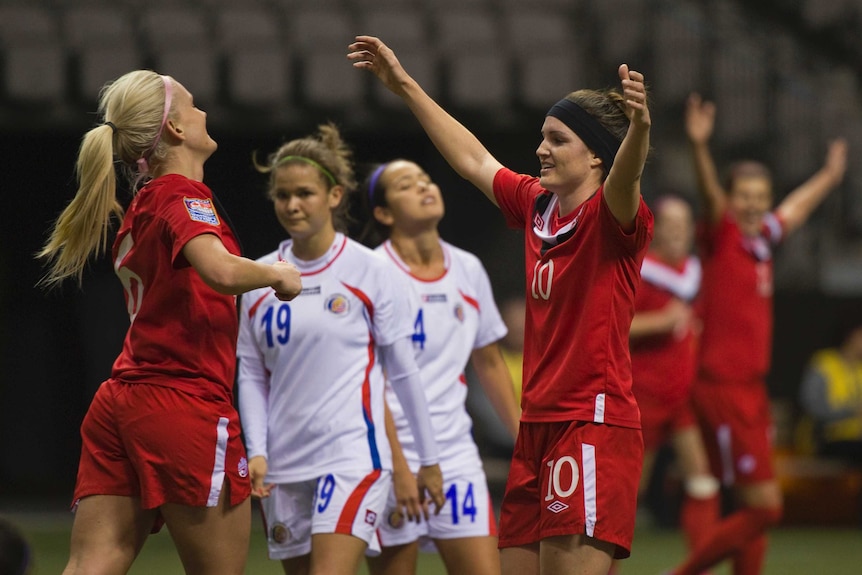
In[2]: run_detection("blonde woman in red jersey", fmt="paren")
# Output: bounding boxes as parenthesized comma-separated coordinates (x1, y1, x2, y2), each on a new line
(666, 94, 848, 575)
(37, 70, 302, 575)
(349, 36, 653, 575)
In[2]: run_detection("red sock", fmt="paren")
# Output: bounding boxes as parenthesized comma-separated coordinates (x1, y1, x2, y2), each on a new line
(679, 492, 720, 550)
(671, 507, 781, 575)
(732, 533, 768, 575)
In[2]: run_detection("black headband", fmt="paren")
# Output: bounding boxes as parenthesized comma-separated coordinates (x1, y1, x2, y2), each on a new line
(546, 99, 621, 171)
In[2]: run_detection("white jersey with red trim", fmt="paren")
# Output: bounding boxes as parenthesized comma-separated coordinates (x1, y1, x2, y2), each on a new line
(377, 239, 508, 474)
(237, 234, 412, 483)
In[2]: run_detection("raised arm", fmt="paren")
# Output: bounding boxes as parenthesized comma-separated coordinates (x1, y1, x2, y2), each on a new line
(685, 93, 726, 224)
(183, 233, 301, 299)
(603, 64, 652, 226)
(775, 138, 848, 236)
(349, 36, 503, 204)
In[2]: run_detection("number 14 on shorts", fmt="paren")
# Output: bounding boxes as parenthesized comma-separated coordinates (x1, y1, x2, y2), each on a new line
(445, 482, 477, 524)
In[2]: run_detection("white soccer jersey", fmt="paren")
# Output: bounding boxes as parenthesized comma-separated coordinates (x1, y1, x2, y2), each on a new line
(377, 239, 508, 475)
(237, 234, 413, 484)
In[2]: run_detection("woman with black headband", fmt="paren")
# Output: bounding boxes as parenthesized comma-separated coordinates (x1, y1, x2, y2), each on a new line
(236, 124, 444, 575)
(349, 37, 653, 575)
(37, 70, 302, 574)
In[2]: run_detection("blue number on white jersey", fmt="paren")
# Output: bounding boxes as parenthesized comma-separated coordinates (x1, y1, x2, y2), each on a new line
(412, 308, 426, 350)
(262, 303, 291, 348)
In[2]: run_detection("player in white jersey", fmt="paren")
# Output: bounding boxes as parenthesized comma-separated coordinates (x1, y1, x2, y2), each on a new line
(237, 126, 444, 575)
(362, 159, 521, 575)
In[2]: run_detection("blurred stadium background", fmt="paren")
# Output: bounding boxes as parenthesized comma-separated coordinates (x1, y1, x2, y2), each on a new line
(1, 0, 861, 572)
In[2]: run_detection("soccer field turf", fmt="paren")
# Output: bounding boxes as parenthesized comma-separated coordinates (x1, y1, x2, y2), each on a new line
(5, 510, 861, 574)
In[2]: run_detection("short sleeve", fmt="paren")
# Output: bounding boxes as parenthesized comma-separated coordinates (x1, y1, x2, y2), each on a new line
(493, 167, 544, 230)
(157, 179, 231, 266)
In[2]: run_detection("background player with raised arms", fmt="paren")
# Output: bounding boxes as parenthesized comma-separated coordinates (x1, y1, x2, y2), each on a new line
(236, 124, 444, 575)
(37, 69, 302, 575)
(361, 158, 520, 575)
(667, 93, 848, 575)
(349, 36, 653, 575)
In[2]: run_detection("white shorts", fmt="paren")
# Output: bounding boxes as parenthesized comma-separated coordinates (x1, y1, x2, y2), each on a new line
(260, 468, 392, 560)
(375, 465, 497, 550)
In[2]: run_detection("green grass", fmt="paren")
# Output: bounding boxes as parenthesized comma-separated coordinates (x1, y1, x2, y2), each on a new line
(6, 510, 861, 574)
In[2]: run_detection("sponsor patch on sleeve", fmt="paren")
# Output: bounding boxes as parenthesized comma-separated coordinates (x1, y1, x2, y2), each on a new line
(183, 197, 220, 226)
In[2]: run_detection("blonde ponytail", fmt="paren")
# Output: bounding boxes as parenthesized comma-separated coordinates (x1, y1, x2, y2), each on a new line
(37, 70, 170, 288)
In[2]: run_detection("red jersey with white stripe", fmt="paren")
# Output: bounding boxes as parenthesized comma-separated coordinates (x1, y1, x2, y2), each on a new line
(493, 168, 653, 428)
(630, 253, 701, 405)
(697, 211, 783, 384)
(110, 174, 241, 403)
(377, 239, 508, 475)
(237, 234, 412, 483)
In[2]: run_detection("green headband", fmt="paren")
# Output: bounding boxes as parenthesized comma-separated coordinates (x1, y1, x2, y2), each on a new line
(276, 155, 337, 186)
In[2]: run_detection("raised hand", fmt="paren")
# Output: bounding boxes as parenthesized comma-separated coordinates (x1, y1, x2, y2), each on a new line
(347, 36, 412, 96)
(619, 64, 650, 129)
(823, 138, 848, 185)
(685, 93, 716, 145)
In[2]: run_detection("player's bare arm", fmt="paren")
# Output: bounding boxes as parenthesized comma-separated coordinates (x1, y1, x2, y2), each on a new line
(348, 36, 503, 205)
(183, 234, 302, 298)
(777, 138, 848, 235)
(685, 93, 727, 223)
(384, 401, 424, 522)
(604, 64, 651, 228)
(471, 343, 520, 440)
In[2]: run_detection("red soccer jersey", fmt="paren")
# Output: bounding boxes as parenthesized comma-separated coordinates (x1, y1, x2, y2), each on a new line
(110, 174, 242, 403)
(696, 211, 783, 384)
(630, 253, 701, 406)
(493, 168, 653, 428)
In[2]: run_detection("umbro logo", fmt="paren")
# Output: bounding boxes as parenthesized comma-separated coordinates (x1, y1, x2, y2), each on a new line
(546, 500, 569, 514)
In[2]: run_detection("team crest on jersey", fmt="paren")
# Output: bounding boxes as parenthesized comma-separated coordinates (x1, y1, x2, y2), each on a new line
(325, 294, 349, 315)
(183, 197, 220, 225)
(453, 303, 465, 322)
(271, 523, 290, 544)
(364, 510, 378, 526)
(388, 510, 405, 528)
(237, 456, 248, 478)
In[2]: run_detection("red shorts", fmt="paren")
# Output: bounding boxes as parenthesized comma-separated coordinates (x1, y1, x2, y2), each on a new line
(73, 379, 251, 525)
(498, 421, 642, 559)
(692, 379, 775, 485)
(638, 394, 697, 452)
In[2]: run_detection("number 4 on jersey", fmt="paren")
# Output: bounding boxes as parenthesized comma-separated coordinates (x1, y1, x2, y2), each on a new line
(412, 308, 426, 350)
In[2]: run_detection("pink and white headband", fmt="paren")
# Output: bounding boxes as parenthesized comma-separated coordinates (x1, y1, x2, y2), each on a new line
(136, 74, 173, 175)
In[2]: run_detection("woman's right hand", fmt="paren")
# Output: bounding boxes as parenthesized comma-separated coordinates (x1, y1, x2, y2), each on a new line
(272, 261, 302, 301)
(685, 93, 716, 145)
(416, 463, 445, 519)
(249, 455, 274, 499)
(348, 36, 411, 97)
(392, 461, 424, 523)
